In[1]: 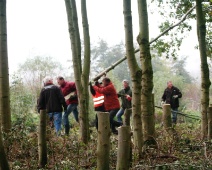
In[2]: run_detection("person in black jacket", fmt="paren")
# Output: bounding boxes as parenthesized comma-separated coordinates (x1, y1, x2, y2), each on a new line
(37, 76, 67, 135)
(116, 79, 132, 123)
(161, 81, 182, 124)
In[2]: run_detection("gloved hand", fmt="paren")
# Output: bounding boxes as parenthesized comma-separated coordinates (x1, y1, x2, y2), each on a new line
(126, 95, 132, 101)
(90, 80, 95, 86)
(161, 101, 165, 105)
(173, 95, 178, 99)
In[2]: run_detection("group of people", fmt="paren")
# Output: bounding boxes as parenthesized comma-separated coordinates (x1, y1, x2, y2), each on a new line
(37, 74, 182, 136)
(90, 78, 132, 134)
(37, 76, 79, 136)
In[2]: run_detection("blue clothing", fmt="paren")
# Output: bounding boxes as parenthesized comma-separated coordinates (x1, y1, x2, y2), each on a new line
(48, 112, 62, 136)
(116, 107, 125, 123)
(171, 108, 178, 124)
(63, 103, 79, 134)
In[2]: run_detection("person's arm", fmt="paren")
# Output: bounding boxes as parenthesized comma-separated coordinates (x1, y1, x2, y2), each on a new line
(93, 84, 112, 95)
(161, 89, 166, 102)
(37, 89, 45, 113)
(58, 88, 67, 111)
(176, 88, 182, 98)
(89, 83, 96, 96)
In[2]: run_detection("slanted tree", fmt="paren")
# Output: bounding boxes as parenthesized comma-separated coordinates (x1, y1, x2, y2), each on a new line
(0, 0, 11, 132)
(196, 0, 211, 139)
(123, 0, 143, 154)
(137, 0, 155, 144)
(64, 0, 90, 143)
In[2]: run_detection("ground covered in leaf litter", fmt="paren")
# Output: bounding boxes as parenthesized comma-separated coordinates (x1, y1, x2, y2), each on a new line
(3, 122, 212, 170)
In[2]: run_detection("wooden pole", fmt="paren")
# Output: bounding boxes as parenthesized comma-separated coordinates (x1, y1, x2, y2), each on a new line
(162, 104, 172, 130)
(0, 126, 10, 170)
(38, 110, 47, 168)
(124, 108, 132, 126)
(116, 126, 131, 170)
(97, 112, 110, 170)
(207, 106, 212, 140)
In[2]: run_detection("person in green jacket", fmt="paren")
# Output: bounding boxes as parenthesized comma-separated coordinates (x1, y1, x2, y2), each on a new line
(116, 79, 132, 123)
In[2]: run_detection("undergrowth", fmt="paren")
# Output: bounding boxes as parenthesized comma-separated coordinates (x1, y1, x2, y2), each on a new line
(3, 122, 212, 170)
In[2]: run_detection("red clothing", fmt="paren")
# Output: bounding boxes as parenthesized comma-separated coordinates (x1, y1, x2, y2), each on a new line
(60, 81, 78, 105)
(92, 91, 104, 108)
(93, 82, 120, 111)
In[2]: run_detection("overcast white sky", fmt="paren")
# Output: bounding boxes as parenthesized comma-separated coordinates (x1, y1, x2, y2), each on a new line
(7, 0, 200, 79)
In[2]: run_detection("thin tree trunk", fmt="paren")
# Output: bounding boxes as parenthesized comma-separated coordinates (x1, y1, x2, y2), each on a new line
(137, 0, 155, 144)
(0, 124, 10, 170)
(38, 110, 47, 168)
(0, 0, 11, 132)
(116, 126, 131, 170)
(80, 0, 90, 143)
(97, 112, 110, 170)
(207, 106, 212, 140)
(196, 0, 211, 139)
(123, 0, 143, 155)
(64, 0, 90, 143)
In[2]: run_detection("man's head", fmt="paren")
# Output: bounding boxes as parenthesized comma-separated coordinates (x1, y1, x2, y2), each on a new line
(43, 76, 53, 86)
(57, 76, 65, 86)
(122, 79, 129, 89)
(167, 81, 173, 89)
(102, 77, 111, 86)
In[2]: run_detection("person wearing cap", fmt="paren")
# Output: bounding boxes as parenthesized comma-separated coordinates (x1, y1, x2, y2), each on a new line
(161, 81, 182, 124)
(37, 76, 67, 136)
(116, 79, 132, 123)
(57, 76, 79, 135)
(92, 77, 122, 134)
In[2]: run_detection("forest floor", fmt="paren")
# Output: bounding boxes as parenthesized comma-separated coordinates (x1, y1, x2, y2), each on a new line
(3, 121, 212, 170)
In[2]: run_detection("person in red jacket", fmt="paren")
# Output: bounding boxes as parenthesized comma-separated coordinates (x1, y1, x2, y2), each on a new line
(57, 76, 79, 135)
(90, 81, 105, 130)
(92, 77, 122, 134)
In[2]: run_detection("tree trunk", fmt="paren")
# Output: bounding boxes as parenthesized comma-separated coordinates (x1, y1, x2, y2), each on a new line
(116, 126, 131, 170)
(196, 0, 211, 139)
(0, 0, 11, 132)
(137, 0, 155, 144)
(124, 108, 132, 126)
(0, 125, 10, 170)
(64, 0, 90, 143)
(207, 106, 212, 140)
(97, 112, 110, 170)
(123, 0, 143, 155)
(162, 104, 173, 134)
(80, 0, 90, 143)
(38, 110, 47, 168)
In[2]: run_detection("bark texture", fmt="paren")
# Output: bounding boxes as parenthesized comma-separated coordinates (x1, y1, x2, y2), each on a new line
(0, 0, 11, 132)
(0, 124, 10, 170)
(123, 0, 143, 154)
(38, 110, 47, 168)
(196, 0, 211, 139)
(137, 0, 155, 144)
(162, 104, 172, 133)
(207, 106, 212, 140)
(97, 112, 110, 170)
(124, 108, 132, 126)
(64, 0, 90, 143)
(116, 126, 131, 170)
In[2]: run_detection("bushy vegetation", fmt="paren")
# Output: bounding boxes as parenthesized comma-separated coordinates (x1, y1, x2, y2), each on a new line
(3, 119, 212, 169)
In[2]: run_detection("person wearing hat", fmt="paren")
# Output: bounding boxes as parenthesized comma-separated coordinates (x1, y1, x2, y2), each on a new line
(116, 79, 132, 123)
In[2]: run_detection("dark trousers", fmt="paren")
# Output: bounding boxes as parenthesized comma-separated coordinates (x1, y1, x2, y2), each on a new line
(109, 109, 122, 132)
